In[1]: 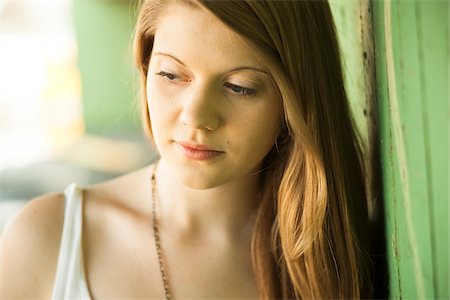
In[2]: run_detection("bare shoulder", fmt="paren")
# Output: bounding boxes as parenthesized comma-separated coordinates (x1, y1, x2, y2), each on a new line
(0, 163, 156, 299)
(87, 163, 154, 193)
(0, 192, 66, 299)
(77, 164, 155, 249)
(83, 164, 154, 213)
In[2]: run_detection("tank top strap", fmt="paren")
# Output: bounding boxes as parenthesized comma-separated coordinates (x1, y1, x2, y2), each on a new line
(51, 183, 91, 300)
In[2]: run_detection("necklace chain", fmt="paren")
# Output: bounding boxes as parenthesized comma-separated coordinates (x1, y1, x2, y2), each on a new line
(151, 164, 172, 300)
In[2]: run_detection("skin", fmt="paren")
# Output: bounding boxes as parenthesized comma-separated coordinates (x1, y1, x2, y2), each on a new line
(0, 3, 282, 299)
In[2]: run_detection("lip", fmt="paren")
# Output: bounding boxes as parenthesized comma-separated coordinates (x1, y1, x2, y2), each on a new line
(175, 141, 224, 161)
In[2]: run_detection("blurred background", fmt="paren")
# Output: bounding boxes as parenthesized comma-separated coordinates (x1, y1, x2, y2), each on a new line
(0, 0, 156, 230)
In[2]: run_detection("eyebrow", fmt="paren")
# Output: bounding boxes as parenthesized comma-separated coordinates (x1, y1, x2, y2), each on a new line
(153, 51, 269, 75)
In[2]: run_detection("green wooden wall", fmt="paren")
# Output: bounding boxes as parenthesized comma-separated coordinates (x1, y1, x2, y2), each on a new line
(332, 0, 448, 298)
(372, 0, 448, 298)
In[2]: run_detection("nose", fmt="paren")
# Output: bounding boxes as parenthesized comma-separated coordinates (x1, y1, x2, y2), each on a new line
(180, 83, 221, 131)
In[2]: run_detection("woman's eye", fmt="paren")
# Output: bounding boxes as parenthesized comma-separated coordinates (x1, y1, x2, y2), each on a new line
(155, 71, 182, 82)
(224, 82, 256, 97)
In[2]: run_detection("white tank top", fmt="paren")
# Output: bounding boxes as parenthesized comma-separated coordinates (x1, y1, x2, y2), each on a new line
(52, 183, 92, 300)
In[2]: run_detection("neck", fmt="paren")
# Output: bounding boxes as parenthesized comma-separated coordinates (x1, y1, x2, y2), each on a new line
(154, 159, 261, 242)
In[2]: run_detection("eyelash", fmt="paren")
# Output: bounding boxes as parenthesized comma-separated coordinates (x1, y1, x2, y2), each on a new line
(155, 71, 257, 97)
(223, 82, 256, 97)
(155, 71, 181, 82)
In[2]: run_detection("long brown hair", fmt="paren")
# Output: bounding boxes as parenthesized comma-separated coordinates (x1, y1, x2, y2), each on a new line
(134, 1, 371, 298)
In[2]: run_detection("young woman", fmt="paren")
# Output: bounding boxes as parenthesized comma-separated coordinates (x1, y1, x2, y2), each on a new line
(0, 0, 372, 299)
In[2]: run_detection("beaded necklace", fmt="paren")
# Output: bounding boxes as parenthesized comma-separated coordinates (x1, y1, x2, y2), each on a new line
(151, 164, 171, 300)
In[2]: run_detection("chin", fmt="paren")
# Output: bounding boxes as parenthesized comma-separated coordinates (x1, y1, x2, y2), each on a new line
(162, 159, 223, 190)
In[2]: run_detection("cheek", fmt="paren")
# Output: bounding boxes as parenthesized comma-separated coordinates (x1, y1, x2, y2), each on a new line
(237, 105, 282, 155)
(146, 80, 173, 143)
(255, 116, 281, 148)
(256, 98, 283, 140)
(147, 78, 173, 116)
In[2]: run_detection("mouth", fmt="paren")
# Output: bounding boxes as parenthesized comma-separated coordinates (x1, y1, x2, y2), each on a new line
(175, 141, 224, 161)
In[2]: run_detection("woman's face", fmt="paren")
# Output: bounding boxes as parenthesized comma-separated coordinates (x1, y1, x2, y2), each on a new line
(146, 4, 283, 189)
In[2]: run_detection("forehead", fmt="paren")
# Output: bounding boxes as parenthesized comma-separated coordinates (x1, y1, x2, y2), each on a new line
(152, 3, 264, 71)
